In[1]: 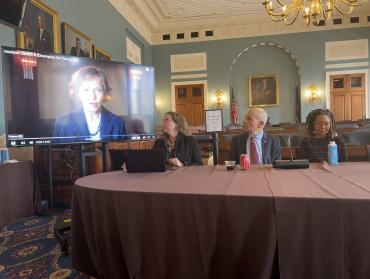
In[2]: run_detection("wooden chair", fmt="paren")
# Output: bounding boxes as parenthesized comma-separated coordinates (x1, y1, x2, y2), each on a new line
(341, 128, 370, 145)
(346, 144, 368, 162)
(194, 133, 219, 165)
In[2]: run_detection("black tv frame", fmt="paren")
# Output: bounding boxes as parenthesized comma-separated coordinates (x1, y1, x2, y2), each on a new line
(1, 46, 157, 148)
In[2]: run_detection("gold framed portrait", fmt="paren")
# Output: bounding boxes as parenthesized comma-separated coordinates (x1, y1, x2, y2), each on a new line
(249, 75, 279, 107)
(62, 22, 92, 58)
(17, 0, 59, 53)
(93, 45, 112, 61)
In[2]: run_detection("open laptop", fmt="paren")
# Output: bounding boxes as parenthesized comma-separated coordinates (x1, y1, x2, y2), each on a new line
(111, 149, 166, 173)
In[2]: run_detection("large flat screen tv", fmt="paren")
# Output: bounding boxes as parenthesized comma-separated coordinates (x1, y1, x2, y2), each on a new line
(0, 0, 28, 30)
(2, 46, 156, 146)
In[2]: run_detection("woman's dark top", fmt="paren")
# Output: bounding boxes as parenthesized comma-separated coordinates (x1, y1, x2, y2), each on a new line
(153, 133, 203, 166)
(53, 106, 126, 143)
(298, 136, 346, 163)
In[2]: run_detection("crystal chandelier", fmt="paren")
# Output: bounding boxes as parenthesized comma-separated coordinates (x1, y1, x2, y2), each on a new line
(262, 0, 367, 26)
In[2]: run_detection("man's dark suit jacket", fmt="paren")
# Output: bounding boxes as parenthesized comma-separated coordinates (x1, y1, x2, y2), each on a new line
(53, 106, 126, 143)
(70, 47, 89, 57)
(153, 133, 203, 166)
(229, 132, 281, 164)
(34, 29, 52, 52)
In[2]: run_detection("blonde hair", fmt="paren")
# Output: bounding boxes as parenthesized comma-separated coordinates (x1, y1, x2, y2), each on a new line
(69, 66, 112, 103)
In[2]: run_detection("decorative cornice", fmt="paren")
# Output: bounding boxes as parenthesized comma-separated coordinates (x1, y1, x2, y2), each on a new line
(152, 14, 370, 45)
(108, 0, 370, 46)
(108, 0, 153, 44)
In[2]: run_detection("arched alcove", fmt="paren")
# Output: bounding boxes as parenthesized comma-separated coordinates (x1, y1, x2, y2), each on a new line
(229, 42, 301, 124)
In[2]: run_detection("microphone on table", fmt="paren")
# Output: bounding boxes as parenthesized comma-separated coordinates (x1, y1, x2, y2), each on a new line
(273, 134, 309, 169)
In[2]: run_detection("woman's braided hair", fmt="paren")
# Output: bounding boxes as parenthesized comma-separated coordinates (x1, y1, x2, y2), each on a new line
(305, 109, 337, 139)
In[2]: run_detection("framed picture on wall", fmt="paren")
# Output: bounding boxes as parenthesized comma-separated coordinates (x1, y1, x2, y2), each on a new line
(249, 75, 279, 107)
(126, 36, 142, 64)
(62, 22, 92, 58)
(93, 45, 112, 61)
(17, 0, 59, 53)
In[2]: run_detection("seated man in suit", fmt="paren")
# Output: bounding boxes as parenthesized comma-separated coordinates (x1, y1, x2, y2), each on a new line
(229, 108, 281, 164)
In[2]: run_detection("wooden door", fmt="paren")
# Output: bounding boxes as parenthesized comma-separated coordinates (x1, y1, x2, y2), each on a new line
(175, 84, 205, 126)
(330, 74, 366, 121)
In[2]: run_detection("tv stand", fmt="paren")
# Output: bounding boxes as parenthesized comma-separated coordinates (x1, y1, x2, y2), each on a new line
(79, 142, 109, 177)
(35, 143, 109, 209)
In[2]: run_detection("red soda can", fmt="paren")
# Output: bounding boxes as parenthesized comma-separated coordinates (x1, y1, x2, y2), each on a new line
(240, 154, 250, 170)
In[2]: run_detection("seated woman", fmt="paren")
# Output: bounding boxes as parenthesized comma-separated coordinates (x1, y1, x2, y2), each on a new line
(153, 111, 202, 167)
(298, 109, 346, 162)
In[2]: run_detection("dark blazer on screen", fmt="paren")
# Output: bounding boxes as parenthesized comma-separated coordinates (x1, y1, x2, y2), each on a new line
(53, 106, 126, 143)
(229, 132, 281, 164)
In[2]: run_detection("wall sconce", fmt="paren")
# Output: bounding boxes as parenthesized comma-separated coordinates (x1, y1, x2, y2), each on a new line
(305, 84, 321, 105)
(155, 99, 161, 111)
(213, 89, 225, 109)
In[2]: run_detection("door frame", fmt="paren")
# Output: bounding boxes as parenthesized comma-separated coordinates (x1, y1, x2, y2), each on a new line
(171, 80, 208, 112)
(325, 69, 369, 118)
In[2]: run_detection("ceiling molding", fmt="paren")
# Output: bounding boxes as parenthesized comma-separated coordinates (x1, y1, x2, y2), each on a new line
(108, 0, 153, 44)
(109, 0, 370, 46)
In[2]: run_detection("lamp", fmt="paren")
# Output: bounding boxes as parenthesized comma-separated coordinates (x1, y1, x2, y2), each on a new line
(262, 0, 366, 26)
(306, 84, 321, 105)
(213, 89, 225, 109)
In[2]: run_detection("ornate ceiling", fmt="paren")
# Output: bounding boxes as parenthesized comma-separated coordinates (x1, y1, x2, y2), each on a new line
(108, 0, 370, 45)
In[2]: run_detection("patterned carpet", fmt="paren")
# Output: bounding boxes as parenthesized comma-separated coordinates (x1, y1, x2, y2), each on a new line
(0, 212, 93, 279)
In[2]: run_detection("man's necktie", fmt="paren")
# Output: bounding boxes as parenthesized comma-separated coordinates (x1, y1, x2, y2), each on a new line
(250, 136, 259, 164)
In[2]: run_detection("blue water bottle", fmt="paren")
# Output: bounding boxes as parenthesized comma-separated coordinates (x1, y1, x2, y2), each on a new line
(1, 148, 9, 163)
(328, 141, 338, 165)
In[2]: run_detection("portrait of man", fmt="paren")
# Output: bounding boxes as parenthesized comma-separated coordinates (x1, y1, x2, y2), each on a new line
(17, 0, 57, 53)
(249, 75, 279, 107)
(70, 37, 89, 57)
(62, 22, 92, 58)
(33, 14, 52, 52)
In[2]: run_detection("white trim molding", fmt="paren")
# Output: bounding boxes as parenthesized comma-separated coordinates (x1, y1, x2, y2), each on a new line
(325, 62, 369, 69)
(170, 52, 207, 73)
(171, 73, 208, 80)
(126, 36, 142, 64)
(325, 39, 369, 61)
(325, 69, 369, 118)
(170, 80, 208, 111)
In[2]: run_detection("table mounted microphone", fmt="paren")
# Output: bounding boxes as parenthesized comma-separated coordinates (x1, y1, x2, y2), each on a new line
(273, 135, 309, 169)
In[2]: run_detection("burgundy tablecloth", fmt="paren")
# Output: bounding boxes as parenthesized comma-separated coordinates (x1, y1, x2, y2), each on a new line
(72, 162, 370, 279)
(0, 161, 41, 228)
(266, 162, 370, 279)
(72, 166, 278, 279)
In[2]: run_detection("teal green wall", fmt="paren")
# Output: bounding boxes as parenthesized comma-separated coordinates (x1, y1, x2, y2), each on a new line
(0, 0, 152, 135)
(230, 45, 299, 125)
(42, 0, 152, 64)
(153, 27, 370, 125)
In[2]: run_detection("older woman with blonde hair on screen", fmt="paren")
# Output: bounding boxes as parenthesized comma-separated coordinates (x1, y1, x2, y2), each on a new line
(153, 111, 202, 167)
(53, 66, 126, 143)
